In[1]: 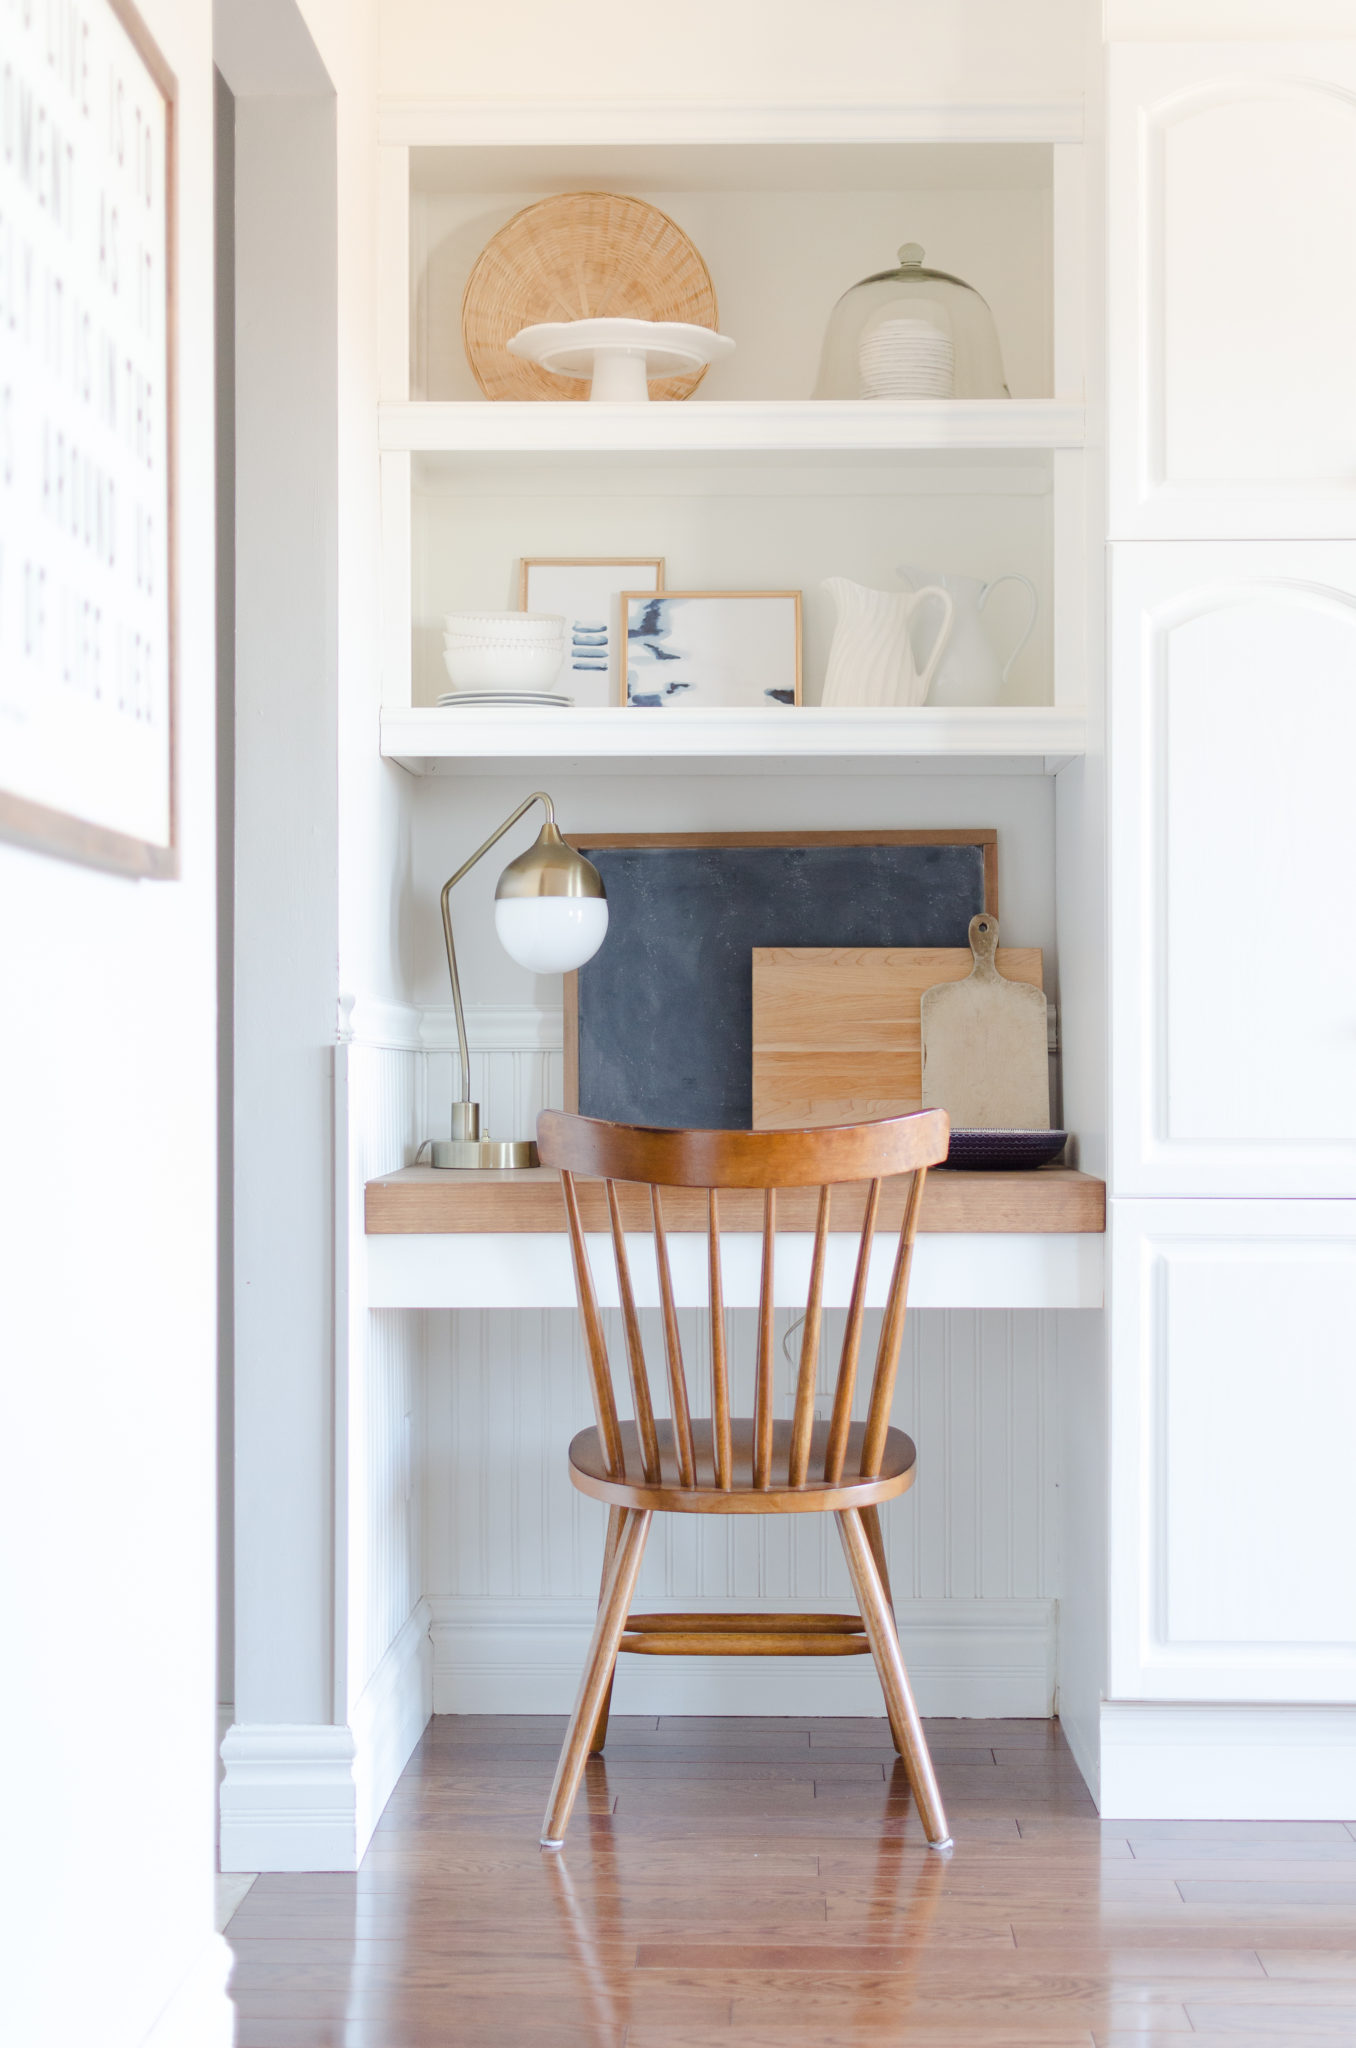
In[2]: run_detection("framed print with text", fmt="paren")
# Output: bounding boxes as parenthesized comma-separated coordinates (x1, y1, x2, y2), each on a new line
(0, 0, 178, 877)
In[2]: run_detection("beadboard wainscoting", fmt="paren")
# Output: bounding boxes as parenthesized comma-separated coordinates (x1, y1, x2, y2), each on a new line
(424, 1304, 1061, 1718)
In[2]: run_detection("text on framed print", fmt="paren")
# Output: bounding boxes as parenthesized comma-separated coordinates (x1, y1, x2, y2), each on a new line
(0, 0, 177, 875)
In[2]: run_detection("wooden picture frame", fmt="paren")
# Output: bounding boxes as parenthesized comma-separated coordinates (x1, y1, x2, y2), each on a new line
(619, 590, 803, 710)
(518, 557, 665, 709)
(562, 829, 998, 1116)
(0, 0, 179, 878)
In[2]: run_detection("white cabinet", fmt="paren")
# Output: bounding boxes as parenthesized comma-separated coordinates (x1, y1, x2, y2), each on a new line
(1109, 541, 1356, 1197)
(1108, 1200, 1356, 1703)
(1108, 42, 1356, 539)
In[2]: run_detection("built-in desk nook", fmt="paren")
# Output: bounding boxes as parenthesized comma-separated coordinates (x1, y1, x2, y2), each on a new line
(365, 1163, 1105, 1309)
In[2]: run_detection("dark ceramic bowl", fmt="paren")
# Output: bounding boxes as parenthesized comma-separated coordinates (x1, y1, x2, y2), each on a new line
(943, 1129, 1068, 1171)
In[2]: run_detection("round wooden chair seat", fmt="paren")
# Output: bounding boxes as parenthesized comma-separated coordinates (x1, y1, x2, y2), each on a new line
(568, 1417, 918, 1513)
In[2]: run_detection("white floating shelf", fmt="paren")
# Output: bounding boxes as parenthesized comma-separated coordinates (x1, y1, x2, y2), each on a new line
(380, 398, 1084, 457)
(381, 704, 1087, 776)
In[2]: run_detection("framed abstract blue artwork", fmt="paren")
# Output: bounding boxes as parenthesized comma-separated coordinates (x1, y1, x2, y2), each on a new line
(621, 590, 802, 709)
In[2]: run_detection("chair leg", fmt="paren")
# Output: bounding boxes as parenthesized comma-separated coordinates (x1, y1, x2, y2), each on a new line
(588, 1507, 624, 1755)
(858, 1503, 902, 1756)
(837, 1507, 952, 1850)
(860, 1502, 895, 1611)
(541, 1508, 652, 1849)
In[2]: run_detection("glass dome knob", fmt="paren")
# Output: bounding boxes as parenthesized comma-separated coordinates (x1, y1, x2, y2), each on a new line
(898, 243, 925, 267)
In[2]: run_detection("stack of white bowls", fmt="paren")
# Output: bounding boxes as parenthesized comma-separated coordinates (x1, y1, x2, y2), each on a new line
(857, 319, 956, 400)
(441, 612, 569, 702)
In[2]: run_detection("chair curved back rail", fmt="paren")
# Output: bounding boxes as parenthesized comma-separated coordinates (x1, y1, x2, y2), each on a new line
(536, 1108, 950, 1495)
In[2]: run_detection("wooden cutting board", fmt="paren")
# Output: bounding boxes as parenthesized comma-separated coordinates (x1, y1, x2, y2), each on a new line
(920, 913, 1050, 1129)
(751, 941, 1043, 1130)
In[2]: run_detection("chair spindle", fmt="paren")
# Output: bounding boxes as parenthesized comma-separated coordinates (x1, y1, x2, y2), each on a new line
(559, 1170, 624, 1479)
(860, 1167, 928, 1479)
(650, 1186, 696, 1487)
(824, 1177, 881, 1484)
(787, 1185, 831, 1486)
(753, 1188, 777, 1488)
(707, 1190, 732, 1490)
(606, 1178, 662, 1485)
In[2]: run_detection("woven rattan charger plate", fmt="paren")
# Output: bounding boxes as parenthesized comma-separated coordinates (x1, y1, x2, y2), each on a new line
(461, 191, 720, 402)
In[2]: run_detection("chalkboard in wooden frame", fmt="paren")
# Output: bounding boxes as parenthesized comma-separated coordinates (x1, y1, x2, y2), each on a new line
(564, 830, 998, 1130)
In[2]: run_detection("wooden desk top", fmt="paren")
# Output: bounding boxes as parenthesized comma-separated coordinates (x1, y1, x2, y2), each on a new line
(365, 1165, 1105, 1236)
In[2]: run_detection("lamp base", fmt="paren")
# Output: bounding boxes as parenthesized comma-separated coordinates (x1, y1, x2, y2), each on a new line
(428, 1137, 539, 1170)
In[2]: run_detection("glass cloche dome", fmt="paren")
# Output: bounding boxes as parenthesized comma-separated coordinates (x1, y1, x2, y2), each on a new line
(813, 243, 1010, 400)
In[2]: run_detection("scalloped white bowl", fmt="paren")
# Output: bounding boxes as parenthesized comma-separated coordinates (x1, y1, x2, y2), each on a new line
(443, 611, 565, 640)
(442, 641, 565, 690)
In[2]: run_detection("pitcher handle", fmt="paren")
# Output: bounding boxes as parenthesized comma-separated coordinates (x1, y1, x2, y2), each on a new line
(978, 573, 1039, 685)
(907, 586, 955, 700)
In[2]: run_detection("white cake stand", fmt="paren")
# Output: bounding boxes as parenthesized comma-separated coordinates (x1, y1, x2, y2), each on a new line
(506, 317, 735, 401)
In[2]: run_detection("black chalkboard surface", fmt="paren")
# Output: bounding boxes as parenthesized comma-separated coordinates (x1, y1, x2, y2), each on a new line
(566, 832, 997, 1130)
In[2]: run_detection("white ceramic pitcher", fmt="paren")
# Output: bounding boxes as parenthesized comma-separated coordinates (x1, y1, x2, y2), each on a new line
(897, 566, 1039, 707)
(820, 577, 955, 707)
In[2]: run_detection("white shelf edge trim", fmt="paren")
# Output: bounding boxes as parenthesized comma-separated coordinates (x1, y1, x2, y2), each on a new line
(382, 398, 1085, 455)
(379, 99, 1085, 147)
(380, 704, 1088, 770)
(367, 1231, 1105, 1313)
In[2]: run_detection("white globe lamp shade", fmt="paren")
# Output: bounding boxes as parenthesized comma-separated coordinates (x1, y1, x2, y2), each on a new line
(494, 895, 609, 975)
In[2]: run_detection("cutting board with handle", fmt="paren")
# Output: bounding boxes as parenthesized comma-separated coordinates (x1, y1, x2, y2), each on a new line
(751, 940, 1043, 1130)
(920, 913, 1050, 1129)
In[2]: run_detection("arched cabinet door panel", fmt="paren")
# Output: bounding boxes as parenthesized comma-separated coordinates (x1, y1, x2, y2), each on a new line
(1109, 43, 1356, 539)
(1109, 543, 1356, 1197)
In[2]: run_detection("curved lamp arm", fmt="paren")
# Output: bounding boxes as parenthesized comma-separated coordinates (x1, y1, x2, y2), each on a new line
(440, 791, 555, 1105)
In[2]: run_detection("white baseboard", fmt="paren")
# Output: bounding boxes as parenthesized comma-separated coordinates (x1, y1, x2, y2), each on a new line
(351, 1599, 433, 1857)
(1099, 1702, 1356, 1820)
(219, 1722, 360, 1873)
(429, 1596, 1055, 1719)
(220, 1601, 432, 1871)
(141, 1933, 234, 2048)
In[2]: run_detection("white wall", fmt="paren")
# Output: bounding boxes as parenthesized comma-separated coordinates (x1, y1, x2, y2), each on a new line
(0, 0, 229, 2037)
(379, 0, 1088, 106)
(231, 85, 341, 1731)
(219, 0, 429, 1872)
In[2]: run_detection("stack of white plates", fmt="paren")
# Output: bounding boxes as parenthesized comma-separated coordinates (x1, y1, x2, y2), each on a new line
(858, 319, 956, 399)
(443, 611, 566, 691)
(437, 690, 574, 708)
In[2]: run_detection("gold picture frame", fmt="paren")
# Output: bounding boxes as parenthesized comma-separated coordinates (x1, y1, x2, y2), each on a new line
(619, 590, 803, 710)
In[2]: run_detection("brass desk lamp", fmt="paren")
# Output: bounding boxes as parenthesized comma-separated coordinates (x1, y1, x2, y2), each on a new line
(425, 791, 607, 1169)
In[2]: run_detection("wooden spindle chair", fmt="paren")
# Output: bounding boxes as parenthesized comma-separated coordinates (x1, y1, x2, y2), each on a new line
(535, 1107, 953, 1852)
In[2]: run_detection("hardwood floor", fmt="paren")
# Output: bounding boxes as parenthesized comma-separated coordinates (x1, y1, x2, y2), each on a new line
(225, 1715, 1356, 2046)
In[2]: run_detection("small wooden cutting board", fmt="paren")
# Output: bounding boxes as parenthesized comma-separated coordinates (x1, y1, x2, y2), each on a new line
(920, 913, 1050, 1129)
(751, 941, 1043, 1130)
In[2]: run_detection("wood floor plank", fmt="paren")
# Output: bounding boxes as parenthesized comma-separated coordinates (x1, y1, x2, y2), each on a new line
(630, 2030, 1094, 2048)
(1185, 1999, 1356, 2035)
(1257, 1950, 1356, 1979)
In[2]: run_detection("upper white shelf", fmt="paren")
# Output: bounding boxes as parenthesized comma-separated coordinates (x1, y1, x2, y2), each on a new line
(382, 704, 1086, 776)
(380, 399, 1084, 457)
